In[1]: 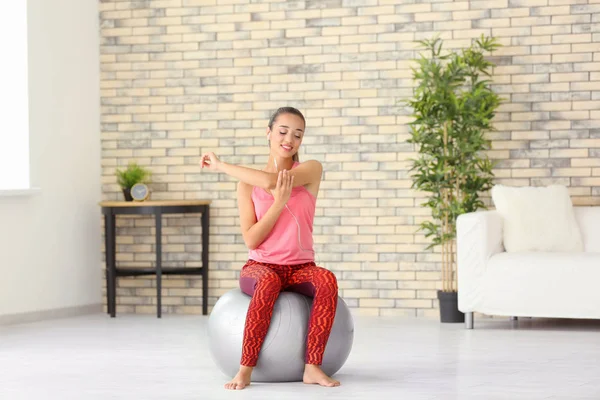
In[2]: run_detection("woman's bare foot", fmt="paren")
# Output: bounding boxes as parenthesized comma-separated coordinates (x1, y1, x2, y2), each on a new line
(303, 364, 340, 387)
(224, 366, 253, 390)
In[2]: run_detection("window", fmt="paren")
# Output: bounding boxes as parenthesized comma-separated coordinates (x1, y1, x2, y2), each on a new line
(0, 2, 30, 191)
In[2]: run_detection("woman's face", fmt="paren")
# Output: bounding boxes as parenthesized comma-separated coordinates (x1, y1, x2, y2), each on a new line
(267, 113, 305, 159)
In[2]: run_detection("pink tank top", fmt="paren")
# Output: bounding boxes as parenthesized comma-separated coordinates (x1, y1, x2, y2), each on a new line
(248, 162, 316, 265)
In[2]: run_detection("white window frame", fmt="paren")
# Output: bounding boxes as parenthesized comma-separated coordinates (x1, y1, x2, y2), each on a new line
(0, 2, 39, 196)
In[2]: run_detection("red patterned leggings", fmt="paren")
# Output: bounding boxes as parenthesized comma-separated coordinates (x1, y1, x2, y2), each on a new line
(239, 259, 338, 367)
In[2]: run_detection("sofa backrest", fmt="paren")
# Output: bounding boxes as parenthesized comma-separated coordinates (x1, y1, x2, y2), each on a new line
(574, 207, 600, 252)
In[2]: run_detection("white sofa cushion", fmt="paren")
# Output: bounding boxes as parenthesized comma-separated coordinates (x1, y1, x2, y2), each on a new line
(574, 207, 600, 253)
(481, 252, 600, 318)
(491, 185, 583, 253)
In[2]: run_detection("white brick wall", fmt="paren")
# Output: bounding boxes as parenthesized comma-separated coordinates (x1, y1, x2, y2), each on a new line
(100, 0, 600, 317)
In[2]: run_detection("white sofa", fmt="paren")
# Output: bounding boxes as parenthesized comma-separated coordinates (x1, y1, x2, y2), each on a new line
(456, 206, 600, 329)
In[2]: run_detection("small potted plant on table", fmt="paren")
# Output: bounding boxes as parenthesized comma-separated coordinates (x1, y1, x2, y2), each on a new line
(115, 162, 152, 202)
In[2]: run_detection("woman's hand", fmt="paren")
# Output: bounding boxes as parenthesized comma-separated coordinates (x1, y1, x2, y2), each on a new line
(271, 169, 294, 207)
(201, 152, 221, 171)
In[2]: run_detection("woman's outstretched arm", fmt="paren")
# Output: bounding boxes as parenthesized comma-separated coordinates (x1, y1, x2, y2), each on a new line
(201, 152, 322, 190)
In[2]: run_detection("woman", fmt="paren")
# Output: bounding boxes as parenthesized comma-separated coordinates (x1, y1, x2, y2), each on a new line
(201, 107, 340, 390)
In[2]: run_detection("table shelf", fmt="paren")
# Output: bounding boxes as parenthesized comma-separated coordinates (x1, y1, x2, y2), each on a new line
(100, 200, 210, 318)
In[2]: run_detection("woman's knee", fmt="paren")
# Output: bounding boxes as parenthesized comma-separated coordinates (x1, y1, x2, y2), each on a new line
(315, 268, 338, 292)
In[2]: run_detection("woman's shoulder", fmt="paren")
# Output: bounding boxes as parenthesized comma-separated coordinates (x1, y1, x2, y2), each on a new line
(240, 182, 268, 201)
(294, 159, 322, 166)
(293, 159, 322, 171)
(237, 181, 254, 197)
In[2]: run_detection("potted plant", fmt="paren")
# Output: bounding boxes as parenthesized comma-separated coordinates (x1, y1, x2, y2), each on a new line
(406, 35, 502, 322)
(115, 162, 152, 201)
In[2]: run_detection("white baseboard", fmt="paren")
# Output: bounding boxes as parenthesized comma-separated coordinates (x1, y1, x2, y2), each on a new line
(0, 303, 102, 326)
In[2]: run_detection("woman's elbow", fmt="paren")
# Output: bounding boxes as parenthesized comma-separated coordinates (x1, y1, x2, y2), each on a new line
(243, 235, 258, 250)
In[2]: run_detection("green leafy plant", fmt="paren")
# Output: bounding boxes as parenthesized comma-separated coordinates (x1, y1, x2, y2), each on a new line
(407, 35, 502, 292)
(115, 162, 152, 189)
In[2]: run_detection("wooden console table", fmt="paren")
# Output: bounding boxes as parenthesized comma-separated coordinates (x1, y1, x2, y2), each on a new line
(99, 200, 211, 318)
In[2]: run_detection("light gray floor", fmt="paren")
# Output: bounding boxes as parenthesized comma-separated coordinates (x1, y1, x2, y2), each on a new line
(1, 313, 600, 400)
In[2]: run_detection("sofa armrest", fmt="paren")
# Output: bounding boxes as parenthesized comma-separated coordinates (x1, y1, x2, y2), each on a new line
(456, 210, 504, 311)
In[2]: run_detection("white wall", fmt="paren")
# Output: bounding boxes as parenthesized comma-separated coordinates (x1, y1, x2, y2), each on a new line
(0, 0, 101, 319)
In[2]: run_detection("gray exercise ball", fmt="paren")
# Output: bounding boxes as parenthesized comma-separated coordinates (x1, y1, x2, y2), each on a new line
(208, 288, 354, 382)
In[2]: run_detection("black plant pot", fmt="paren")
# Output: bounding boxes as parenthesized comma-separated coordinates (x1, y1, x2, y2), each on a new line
(122, 188, 133, 202)
(437, 290, 465, 323)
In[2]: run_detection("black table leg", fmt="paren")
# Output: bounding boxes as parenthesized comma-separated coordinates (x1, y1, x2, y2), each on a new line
(155, 211, 162, 318)
(105, 213, 117, 318)
(201, 205, 209, 315)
